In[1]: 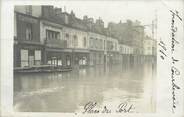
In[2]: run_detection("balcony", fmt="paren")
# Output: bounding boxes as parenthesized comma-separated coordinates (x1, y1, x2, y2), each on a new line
(45, 39, 67, 48)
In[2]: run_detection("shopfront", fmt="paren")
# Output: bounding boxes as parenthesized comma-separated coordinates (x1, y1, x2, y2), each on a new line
(14, 43, 43, 68)
(45, 48, 72, 67)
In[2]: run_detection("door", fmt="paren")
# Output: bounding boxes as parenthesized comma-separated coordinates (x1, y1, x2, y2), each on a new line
(29, 56, 34, 67)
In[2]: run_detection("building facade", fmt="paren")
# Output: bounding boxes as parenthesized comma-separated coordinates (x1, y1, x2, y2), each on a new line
(88, 32, 106, 65)
(143, 36, 157, 56)
(14, 10, 43, 68)
(14, 5, 156, 69)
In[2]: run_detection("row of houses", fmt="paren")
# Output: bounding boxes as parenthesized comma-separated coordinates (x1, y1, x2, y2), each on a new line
(14, 6, 156, 68)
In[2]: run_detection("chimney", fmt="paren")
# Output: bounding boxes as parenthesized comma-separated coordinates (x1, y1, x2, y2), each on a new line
(83, 15, 88, 20)
(55, 7, 62, 16)
(70, 10, 75, 17)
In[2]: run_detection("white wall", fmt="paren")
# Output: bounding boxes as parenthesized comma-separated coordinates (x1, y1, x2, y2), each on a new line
(144, 39, 154, 55)
(88, 32, 106, 51)
(63, 27, 89, 49)
(107, 37, 118, 52)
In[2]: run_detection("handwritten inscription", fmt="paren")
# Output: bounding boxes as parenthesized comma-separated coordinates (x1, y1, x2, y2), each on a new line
(158, 39, 167, 60)
(83, 101, 135, 114)
(170, 10, 181, 53)
(170, 10, 182, 113)
(116, 102, 134, 113)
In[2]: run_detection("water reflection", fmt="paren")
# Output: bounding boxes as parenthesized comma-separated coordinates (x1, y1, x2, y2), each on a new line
(14, 62, 156, 113)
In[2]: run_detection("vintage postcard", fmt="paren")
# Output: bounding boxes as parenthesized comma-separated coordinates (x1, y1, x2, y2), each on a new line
(0, 0, 184, 117)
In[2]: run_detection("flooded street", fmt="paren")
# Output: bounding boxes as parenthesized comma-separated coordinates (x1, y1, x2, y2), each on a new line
(14, 62, 156, 113)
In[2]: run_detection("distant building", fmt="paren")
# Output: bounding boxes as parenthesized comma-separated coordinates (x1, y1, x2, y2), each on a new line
(119, 44, 133, 55)
(143, 36, 157, 56)
(88, 32, 106, 65)
(107, 20, 144, 55)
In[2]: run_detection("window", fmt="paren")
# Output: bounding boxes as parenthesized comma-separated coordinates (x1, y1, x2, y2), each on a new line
(47, 60, 51, 65)
(104, 40, 105, 49)
(65, 33, 70, 47)
(26, 23, 32, 40)
(73, 35, 78, 47)
(66, 55, 71, 66)
(65, 33, 69, 38)
(83, 37, 87, 47)
(95, 38, 98, 49)
(99, 39, 103, 49)
(82, 57, 87, 65)
(46, 30, 60, 40)
(58, 59, 62, 66)
(89, 37, 93, 48)
(50, 57, 57, 66)
(26, 6, 32, 15)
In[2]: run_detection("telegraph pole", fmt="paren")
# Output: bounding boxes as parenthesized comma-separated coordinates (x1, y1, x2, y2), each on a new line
(155, 10, 158, 41)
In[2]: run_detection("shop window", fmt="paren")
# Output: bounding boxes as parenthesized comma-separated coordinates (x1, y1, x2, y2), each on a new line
(82, 57, 87, 65)
(47, 57, 57, 66)
(25, 23, 32, 40)
(58, 59, 62, 66)
(66, 55, 71, 66)
(47, 60, 51, 65)
(51, 57, 57, 66)
(79, 59, 83, 65)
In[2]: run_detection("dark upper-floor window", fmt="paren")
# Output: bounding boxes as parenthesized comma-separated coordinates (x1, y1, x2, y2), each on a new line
(25, 6, 32, 15)
(25, 23, 32, 40)
(73, 35, 78, 47)
(99, 39, 103, 49)
(83, 37, 87, 47)
(65, 33, 69, 39)
(89, 37, 94, 48)
(46, 29, 60, 40)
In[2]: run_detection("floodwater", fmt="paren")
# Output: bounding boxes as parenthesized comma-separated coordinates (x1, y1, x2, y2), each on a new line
(14, 62, 156, 113)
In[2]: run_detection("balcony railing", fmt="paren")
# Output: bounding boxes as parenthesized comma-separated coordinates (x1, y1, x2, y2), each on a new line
(45, 38, 67, 48)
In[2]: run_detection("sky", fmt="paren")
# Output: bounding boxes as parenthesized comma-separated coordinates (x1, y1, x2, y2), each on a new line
(54, 0, 184, 40)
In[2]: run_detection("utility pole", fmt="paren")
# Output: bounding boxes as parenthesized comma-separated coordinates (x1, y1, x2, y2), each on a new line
(152, 20, 154, 39)
(143, 10, 157, 40)
(155, 10, 158, 41)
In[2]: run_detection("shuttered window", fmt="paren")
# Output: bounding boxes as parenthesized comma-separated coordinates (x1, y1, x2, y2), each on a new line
(20, 49, 28, 67)
(35, 50, 41, 65)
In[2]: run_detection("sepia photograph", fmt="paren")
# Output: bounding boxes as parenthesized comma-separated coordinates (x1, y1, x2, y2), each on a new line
(13, 2, 158, 113)
(12, 0, 180, 114)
